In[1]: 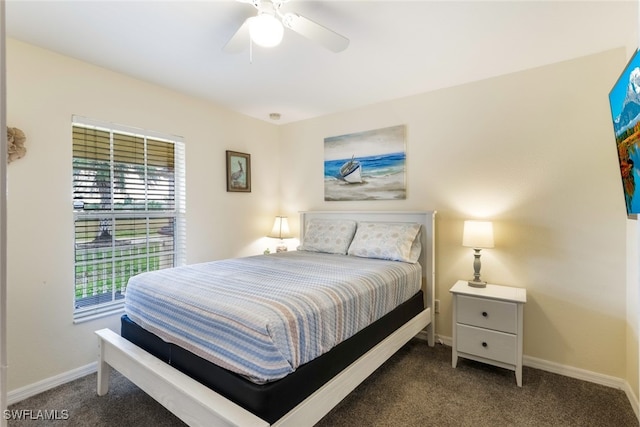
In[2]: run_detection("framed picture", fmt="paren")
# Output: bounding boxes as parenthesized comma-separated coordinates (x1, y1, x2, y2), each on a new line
(609, 48, 640, 215)
(226, 150, 251, 192)
(324, 125, 406, 201)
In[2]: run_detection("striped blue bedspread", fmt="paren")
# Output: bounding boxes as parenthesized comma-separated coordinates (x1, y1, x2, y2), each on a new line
(124, 250, 422, 384)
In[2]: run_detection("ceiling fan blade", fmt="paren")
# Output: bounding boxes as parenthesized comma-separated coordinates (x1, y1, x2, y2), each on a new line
(283, 13, 349, 53)
(223, 18, 251, 53)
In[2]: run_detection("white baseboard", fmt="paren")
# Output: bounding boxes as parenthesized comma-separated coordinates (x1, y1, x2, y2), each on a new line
(523, 354, 624, 388)
(431, 334, 639, 421)
(7, 362, 97, 406)
(523, 353, 639, 420)
(8, 336, 640, 423)
(416, 330, 450, 346)
(624, 381, 640, 420)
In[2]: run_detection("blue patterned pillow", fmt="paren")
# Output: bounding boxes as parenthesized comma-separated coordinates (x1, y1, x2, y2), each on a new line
(297, 219, 357, 255)
(348, 222, 422, 263)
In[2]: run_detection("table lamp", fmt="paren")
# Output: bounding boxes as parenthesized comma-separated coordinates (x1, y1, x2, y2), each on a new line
(462, 220, 494, 288)
(268, 216, 292, 252)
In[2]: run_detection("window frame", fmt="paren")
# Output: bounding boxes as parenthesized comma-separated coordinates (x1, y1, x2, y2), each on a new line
(71, 116, 186, 323)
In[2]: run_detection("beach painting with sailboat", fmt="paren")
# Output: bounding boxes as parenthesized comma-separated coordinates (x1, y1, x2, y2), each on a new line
(324, 125, 406, 201)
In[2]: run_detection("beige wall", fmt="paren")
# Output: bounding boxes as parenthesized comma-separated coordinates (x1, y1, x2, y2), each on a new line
(5, 39, 280, 390)
(279, 48, 632, 381)
(627, 220, 639, 401)
(628, 3, 640, 407)
(5, 37, 639, 406)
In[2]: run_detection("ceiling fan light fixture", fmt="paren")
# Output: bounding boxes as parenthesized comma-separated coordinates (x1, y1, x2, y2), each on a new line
(249, 14, 284, 48)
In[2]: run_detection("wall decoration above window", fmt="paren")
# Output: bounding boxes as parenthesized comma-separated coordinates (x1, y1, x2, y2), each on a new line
(7, 126, 26, 163)
(324, 125, 406, 201)
(226, 150, 251, 192)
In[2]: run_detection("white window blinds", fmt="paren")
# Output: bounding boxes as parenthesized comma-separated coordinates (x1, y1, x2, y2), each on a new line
(72, 116, 186, 322)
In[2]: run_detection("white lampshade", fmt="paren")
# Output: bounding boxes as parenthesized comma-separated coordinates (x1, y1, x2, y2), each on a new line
(268, 216, 291, 239)
(249, 14, 284, 48)
(462, 220, 494, 249)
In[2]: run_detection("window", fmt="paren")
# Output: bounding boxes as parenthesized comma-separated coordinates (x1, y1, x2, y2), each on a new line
(72, 116, 185, 322)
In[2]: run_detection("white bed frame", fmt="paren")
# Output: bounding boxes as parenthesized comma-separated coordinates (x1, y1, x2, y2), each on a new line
(95, 210, 436, 427)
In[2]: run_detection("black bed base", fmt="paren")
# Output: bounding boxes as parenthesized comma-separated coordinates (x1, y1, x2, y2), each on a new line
(121, 290, 424, 424)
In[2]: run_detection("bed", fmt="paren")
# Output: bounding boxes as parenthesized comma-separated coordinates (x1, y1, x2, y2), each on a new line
(95, 210, 436, 426)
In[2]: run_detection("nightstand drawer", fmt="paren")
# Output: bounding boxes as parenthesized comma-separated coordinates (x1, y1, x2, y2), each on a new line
(457, 295, 517, 333)
(456, 324, 517, 365)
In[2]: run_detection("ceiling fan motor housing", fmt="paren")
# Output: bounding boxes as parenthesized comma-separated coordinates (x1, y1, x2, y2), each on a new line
(224, 0, 349, 53)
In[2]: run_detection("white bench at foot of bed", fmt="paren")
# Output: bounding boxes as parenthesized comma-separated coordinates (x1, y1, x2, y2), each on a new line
(96, 307, 432, 427)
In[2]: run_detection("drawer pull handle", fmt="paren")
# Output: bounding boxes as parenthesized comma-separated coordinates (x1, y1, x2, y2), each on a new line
(482, 342, 488, 348)
(482, 311, 488, 317)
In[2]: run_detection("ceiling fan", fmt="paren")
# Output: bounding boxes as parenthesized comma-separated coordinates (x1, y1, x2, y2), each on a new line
(223, 0, 349, 53)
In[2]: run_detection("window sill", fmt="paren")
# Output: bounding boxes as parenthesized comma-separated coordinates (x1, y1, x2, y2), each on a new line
(73, 305, 125, 324)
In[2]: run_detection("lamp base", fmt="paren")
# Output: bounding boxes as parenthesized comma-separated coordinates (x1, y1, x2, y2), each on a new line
(276, 245, 288, 253)
(467, 279, 487, 288)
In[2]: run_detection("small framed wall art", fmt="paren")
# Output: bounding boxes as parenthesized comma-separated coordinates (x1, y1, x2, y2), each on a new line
(226, 150, 251, 192)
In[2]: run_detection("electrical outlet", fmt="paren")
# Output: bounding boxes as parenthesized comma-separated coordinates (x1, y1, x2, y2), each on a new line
(435, 299, 440, 313)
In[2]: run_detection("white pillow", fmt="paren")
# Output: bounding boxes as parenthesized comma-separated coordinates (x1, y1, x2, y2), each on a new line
(297, 219, 357, 255)
(347, 222, 422, 263)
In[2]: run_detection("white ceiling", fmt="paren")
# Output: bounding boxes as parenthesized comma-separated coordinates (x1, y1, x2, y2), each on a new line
(5, 1, 639, 124)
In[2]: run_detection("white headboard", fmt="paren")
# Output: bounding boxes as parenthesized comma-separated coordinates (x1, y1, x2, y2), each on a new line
(299, 211, 436, 325)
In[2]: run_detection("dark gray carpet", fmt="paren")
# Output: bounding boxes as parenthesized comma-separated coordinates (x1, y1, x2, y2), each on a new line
(7, 340, 638, 426)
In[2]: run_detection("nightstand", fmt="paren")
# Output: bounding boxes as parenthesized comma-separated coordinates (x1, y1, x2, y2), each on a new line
(450, 280, 527, 386)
